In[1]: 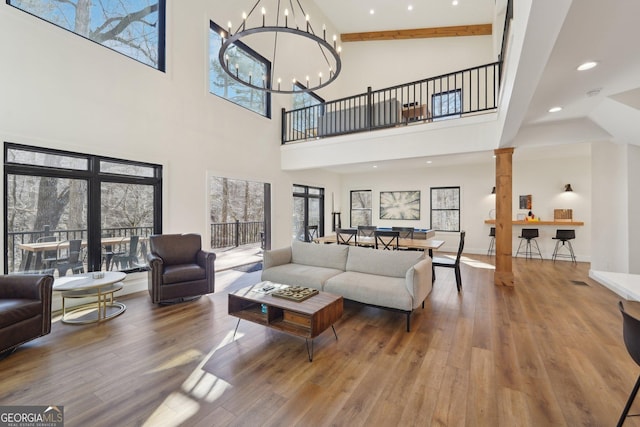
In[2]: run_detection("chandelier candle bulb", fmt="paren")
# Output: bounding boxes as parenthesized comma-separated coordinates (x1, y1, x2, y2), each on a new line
(262, 7, 266, 26)
(284, 8, 288, 27)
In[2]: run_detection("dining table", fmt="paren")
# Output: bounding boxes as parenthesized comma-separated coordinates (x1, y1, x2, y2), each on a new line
(314, 235, 445, 257)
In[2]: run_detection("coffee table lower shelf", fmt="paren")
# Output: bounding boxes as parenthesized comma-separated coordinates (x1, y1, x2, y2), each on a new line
(228, 284, 343, 362)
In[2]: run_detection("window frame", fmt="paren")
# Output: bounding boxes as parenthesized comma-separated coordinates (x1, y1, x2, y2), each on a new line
(209, 20, 272, 118)
(3, 142, 162, 274)
(430, 186, 461, 232)
(350, 190, 372, 227)
(7, 0, 166, 71)
(292, 184, 324, 242)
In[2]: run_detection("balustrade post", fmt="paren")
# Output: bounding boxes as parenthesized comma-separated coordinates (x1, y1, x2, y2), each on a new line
(235, 220, 240, 247)
(366, 86, 373, 130)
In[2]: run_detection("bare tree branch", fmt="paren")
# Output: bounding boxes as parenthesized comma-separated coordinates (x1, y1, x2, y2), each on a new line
(91, 4, 158, 43)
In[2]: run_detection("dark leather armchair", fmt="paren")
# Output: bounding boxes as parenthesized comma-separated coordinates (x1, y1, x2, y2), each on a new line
(147, 233, 216, 304)
(0, 274, 53, 356)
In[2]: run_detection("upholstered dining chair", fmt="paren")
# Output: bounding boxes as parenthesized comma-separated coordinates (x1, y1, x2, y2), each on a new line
(336, 228, 357, 245)
(617, 301, 640, 426)
(147, 233, 216, 304)
(375, 230, 399, 250)
(432, 231, 465, 292)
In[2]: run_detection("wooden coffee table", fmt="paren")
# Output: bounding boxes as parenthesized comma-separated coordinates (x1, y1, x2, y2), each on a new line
(228, 282, 343, 361)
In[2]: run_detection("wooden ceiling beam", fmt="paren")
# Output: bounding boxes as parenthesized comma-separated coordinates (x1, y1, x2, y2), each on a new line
(340, 24, 492, 42)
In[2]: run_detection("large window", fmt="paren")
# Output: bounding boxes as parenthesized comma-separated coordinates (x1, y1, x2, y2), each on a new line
(209, 21, 271, 118)
(432, 89, 462, 121)
(8, 0, 165, 71)
(350, 190, 372, 227)
(4, 143, 162, 275)
(292, 185, 324, 242)
(431, 187, 460, 232)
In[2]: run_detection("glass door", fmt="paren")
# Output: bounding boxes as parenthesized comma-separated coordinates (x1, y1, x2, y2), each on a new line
(292, 185, 324, 242)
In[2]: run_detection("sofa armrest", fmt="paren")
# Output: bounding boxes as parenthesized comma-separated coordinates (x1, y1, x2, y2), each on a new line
(405, 257, 433, 308)
(0, 274, 53, 301)
(263, 246, 292, 269)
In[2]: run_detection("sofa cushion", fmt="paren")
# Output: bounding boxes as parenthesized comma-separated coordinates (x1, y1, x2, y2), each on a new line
(261, 263, 343, 291)
(0, 299, 43, 329)
(291, 240, 349, 271)
(325, 272, 413, 311)
(346, 245, 424, 278)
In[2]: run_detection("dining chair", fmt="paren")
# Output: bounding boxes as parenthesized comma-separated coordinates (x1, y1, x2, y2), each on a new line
(37, 236, 60, 273)
(392, 226, 414, 239)
(375, 230, 399, 250)
(336, 228, 357, 245)
(113, 236, 140, 270)
(617, 301, 640, 426)
(432, 231, 465, 292)
(56, 239, 85, 276)
(357, 225, 376, 247)
(306, 225, 319, 242)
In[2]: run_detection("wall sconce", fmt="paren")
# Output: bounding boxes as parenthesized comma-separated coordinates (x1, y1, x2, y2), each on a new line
(564, 184, 573, 192)
(491, 186, 496, 194)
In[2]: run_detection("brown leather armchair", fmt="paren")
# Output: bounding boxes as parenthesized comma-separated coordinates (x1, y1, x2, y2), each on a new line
(0, 274, 53, 356)
(147, 233, 216, 304)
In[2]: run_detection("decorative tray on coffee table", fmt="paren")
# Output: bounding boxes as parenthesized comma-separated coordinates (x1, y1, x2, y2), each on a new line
(271, 286, 319, 302)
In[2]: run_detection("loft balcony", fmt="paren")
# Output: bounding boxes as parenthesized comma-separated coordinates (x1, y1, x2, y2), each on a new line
(281, 61, 502, 145)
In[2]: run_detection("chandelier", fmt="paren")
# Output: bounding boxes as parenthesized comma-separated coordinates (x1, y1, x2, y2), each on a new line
(218, 0, 342, 94)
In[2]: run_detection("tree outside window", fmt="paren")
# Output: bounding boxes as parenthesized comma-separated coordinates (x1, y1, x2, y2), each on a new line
(8, 0, 165, 70)
(431, 187, 460, 232)
(350, 190, 372, 227)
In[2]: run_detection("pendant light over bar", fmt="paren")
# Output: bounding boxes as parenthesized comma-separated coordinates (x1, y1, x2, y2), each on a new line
(218, 0, 342, 94)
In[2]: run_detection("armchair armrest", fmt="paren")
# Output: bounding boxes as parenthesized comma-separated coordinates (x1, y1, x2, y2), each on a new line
(263, 247, 292, 269)
(197, 250, 217, 282)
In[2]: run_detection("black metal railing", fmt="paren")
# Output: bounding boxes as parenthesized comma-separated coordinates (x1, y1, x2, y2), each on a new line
(282, 61, 502, 144)
(210, 221, 263, 249)
(6, 225, 154, 274)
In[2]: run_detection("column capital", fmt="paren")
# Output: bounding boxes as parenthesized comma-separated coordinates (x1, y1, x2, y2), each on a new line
(494, 147, 515, 156)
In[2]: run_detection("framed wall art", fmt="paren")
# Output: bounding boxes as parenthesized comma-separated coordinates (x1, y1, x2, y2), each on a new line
(379, 191, 420, 220)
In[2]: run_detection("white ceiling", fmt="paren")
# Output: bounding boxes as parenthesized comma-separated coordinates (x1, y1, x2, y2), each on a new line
(310, 0, 640, 171)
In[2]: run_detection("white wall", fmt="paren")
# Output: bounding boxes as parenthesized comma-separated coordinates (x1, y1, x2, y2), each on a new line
(339, 149, 591, 260)
(0, 1, 344, 274)
(333, 35, 495, 95)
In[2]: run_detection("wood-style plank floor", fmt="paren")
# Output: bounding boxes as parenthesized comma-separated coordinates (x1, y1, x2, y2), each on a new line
(2, 255, 640, 426)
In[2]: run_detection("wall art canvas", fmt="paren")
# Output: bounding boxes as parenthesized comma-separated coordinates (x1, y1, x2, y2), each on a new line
(379, 191, 421, 220)
(519, 194, 532, 210)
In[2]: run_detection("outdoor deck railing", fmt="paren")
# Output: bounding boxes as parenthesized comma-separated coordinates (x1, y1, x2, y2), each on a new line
(210, 221, 264, 249)
(282, 61, 502, 144)
(6, 225, 154, 273)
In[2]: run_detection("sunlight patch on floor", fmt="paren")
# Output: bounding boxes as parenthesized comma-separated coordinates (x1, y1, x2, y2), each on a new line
(142, 330, 240, 426)
(461, 256, 496, 270)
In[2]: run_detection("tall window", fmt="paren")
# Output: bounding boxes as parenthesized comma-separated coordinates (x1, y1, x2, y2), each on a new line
(8, 0, 166, 71)
(350, 190, 372, 227)
(292, 185, 324, 242)
(209, 21, 271, 117)
(431, 187, 460, 232)
(432, 89, 462, 121)
(4, 143, 162, 275)
(292, 83, 324, 137)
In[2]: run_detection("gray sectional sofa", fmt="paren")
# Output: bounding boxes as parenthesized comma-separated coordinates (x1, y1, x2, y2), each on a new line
(261, 240, 433, 331)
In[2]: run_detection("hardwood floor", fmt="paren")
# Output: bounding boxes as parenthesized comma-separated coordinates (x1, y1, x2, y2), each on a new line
(2, 255, 640, 426)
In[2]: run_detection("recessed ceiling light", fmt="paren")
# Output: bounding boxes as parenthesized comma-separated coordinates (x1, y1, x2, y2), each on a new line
(577, 61, 598, 71)
(452, 0, 459, 5)
(369, 9, 375, 15)
(549, 106, 562, 113)
(426, 160, 432, 164)
(408, 5, 413, 11)
(373, 165, 378, 168)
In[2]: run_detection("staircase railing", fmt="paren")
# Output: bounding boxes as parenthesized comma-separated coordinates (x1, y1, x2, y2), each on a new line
(282, 61, 502, 144)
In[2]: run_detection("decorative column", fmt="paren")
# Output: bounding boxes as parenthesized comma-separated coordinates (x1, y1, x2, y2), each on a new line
(494, 147, 514, 286)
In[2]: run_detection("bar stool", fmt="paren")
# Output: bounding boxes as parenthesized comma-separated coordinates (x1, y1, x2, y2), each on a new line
(516, 228, 543, 260)
(487, 227, 496, 256)
(552, 229, 576, 263)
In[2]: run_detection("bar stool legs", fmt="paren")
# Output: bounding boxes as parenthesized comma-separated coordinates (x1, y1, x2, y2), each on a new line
(487, 227, 496, 256)
(552, 229, 577, 263)
(515, 228, 543, 260)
